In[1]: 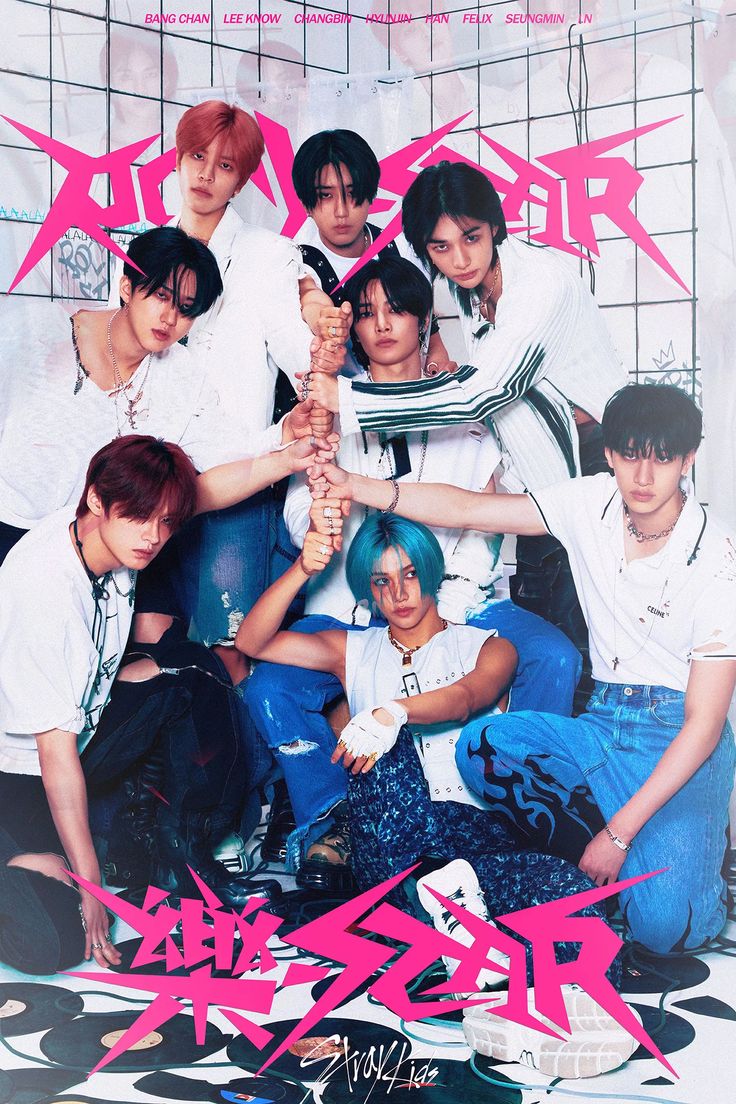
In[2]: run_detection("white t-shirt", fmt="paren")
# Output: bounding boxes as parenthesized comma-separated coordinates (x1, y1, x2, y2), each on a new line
(531, 473, 736, 691)
(344, 622, 496, 808)
(284, 408, 503, 624)
(0, 512, 135, 775)
(0, 298, 277, 530)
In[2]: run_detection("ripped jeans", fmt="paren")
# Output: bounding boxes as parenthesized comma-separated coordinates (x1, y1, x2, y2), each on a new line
(245, 600, 582, 869)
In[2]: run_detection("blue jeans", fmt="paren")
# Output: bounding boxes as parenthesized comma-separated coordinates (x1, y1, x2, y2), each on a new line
(195, 491, 273, 646)
(456, 682, 736, 953)
(245, 600, 581, 867)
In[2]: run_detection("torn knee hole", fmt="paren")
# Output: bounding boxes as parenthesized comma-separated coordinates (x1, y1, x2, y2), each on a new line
(279, 739, 319, 756)
(117, 658, 162, 682)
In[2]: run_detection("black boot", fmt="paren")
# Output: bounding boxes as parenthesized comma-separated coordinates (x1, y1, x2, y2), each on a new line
(261, 779, 296, 864)
(296, 800, 357, 896)
(158, 812, 282, 910)
(103, 745, 166, 889)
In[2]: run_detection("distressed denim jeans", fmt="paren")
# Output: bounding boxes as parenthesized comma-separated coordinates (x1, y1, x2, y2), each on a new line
(246, 599, 582, 868)
(457, 682, 736, 953)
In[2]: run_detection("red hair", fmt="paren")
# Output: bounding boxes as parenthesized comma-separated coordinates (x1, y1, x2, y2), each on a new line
(175, 101, 264, 191)
(77, 436, 199, 532)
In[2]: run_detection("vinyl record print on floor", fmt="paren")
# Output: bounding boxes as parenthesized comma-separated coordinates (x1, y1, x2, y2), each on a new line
(0, 983, 84, 1037)
(228, 1017, 407, 1082)
(40, 1011, 231, 1071)
(136, 1070, 309, 1104)
(0, 1067, 81, 1104)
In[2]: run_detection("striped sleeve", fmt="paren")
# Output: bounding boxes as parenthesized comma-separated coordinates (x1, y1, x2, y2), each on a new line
(341, 257, 572, 435)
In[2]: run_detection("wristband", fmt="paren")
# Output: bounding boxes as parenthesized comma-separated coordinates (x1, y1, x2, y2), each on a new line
(604, 824, 631, 853)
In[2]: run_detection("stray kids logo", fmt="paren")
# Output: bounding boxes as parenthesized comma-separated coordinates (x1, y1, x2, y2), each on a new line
(67, 865, 675, 1079)
(3, 110, 688, 294)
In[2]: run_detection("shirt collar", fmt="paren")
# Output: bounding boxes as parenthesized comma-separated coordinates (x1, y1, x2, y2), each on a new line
(601, 475, 704, 565)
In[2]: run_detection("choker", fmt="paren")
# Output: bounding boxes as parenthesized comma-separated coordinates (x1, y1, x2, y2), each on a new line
(623, 490, 686, 542)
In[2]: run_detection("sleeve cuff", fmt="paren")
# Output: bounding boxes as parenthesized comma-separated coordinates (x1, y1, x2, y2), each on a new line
(337, 374, 361, 437)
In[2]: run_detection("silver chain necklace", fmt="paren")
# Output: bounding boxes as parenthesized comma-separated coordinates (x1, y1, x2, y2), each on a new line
(107, 309, 152, 435)
(623, 490, 687, 542)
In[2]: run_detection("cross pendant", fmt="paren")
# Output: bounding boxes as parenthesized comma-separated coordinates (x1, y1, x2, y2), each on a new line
(613, 657, 619, 671)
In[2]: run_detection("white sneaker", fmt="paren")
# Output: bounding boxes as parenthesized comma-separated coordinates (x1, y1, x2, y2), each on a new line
(416, 859, 508, 994)
(463, 984, 642, 1079)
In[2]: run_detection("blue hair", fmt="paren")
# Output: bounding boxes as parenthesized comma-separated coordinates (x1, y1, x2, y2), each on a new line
(345, 513, 445, 606)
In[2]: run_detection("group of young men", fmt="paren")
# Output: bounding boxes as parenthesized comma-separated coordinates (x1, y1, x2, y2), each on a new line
(0, 105, 733, 1022)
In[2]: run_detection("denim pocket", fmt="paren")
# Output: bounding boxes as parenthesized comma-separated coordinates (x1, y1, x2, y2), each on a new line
(650, 697, 685, 729)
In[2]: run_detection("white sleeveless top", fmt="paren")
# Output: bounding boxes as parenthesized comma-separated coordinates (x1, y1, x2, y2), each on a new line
(344, 623, 497, 808)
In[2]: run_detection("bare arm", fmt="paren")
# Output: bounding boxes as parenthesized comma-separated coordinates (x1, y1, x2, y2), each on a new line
(580, 658, 736, 885)
(235, 533, 346, 676)
(309, 462, 546, 537)
(391, 635, 516, 726)
(195, 437, 335, 515)
(36, 729, 121, 967)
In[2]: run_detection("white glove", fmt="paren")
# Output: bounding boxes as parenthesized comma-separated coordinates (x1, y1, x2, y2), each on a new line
(339, 700, 408, 762)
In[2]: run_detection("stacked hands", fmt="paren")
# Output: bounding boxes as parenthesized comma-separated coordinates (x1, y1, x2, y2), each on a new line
(296, 301, 351, 415)
(301, 485, 407, 776)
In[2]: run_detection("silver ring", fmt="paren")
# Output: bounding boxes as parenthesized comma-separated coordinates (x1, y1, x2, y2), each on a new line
(104, 933, 113, 943)
(91, 942, 103, 950)
(319, 544, 329, 555)
(323, 506, 334, 518)
(330, 325, 338, 337)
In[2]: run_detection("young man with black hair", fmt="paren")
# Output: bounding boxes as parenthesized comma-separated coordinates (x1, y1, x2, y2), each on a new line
(292, 129, 453, 376)
(0, 225, 316, 563)
(309, 383, 736, 953)
(304, 162, 627, 706)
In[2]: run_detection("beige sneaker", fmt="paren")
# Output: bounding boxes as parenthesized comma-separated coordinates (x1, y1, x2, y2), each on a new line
(463, 984, 641, 1079)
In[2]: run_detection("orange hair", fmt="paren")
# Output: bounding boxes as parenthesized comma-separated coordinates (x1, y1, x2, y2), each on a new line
(175, 100, 264, 191)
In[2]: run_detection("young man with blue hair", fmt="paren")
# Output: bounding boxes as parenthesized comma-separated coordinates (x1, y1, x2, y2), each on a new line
(248, 257, 581, 892)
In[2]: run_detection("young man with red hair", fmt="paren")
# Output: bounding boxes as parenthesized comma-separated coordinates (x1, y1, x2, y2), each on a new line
(110, 102, 342, 666)
(0, 428, 333, 976)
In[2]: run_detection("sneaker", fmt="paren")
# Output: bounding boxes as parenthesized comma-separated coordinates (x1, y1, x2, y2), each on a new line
(416, 859, 508, 995)
(296, 801, 357, 895)
(463, 984, 641, 1079)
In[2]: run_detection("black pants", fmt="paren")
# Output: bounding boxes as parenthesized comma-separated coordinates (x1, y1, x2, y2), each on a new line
(83, 636, 248, 844)
(0, 778, 86, 975)
(0, 638, 247, 974)
(511, 423, 609, 713)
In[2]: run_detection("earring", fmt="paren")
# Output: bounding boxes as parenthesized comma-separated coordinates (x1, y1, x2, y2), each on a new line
(418, 325, 427, 346)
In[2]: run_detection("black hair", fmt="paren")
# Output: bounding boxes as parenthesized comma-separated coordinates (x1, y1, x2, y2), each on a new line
(122, 226, 223, 318)
(343, 257, 433, 369)
(602, 383, 702, 460)
(402, 161, 508, 317)
(292, 129, 380, 210)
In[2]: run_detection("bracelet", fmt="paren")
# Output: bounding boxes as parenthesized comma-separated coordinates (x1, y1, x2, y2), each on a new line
(382, 478, 400, 514)
(604, 824, 631, 853)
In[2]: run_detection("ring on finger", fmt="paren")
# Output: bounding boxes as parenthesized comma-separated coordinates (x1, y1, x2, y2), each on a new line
(91, 942, 103, 950)
(323, 506, 334, 518)
(319, 544, 329, 555)
(330, 325, 338, 337)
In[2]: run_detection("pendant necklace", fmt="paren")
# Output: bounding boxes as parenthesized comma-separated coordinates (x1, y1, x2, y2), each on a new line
(107, 309, 152, 435)
(388, 620, 448, 667)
